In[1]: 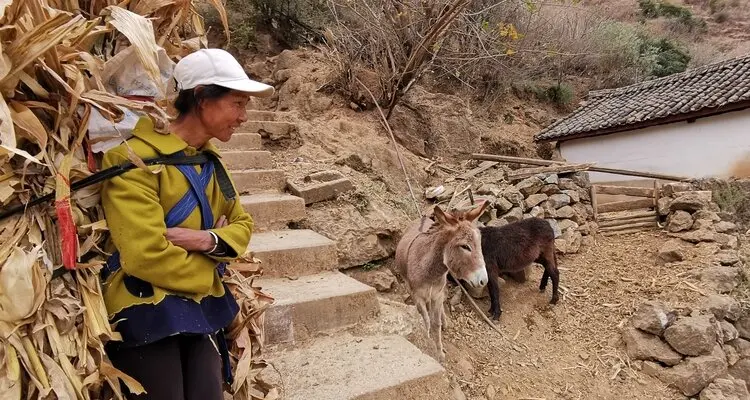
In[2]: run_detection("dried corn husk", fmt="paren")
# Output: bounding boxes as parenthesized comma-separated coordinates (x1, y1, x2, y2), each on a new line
(0, 1, 274, 398)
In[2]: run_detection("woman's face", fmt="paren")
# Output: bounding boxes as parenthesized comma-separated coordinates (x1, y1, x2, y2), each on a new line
(198, 90, 251, 142)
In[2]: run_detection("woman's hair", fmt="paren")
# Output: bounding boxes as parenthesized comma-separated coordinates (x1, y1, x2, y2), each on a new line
(173, 84, 231, 117)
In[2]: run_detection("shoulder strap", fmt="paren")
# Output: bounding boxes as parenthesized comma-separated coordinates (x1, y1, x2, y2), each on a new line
(0, 154, 209, 221)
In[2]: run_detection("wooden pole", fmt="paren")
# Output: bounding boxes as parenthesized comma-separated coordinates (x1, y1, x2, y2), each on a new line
(471, 154, 692, 182)
(591, 185, 598, 223)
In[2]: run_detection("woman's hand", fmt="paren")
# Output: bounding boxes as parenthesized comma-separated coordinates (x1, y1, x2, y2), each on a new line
(165, 215, 228, 252)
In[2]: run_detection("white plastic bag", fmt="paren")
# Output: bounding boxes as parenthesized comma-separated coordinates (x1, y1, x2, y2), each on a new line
(87, 46, 175, 153)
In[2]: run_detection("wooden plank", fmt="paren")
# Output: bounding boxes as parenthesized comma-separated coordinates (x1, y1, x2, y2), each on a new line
(598, 216, 658, 228)
(597, 210, 657, 222)
(599, 221, 657, 232)
(591, 185, 598, 222)
(601, 226, 657, 237)
(471, 154, 692, 182)
(507, 163, 593, 181)
(458, 161, 498, 180)
(599, 221, 658, 232)
(595, 185, 655, 197)
(597, 198, 655, 214)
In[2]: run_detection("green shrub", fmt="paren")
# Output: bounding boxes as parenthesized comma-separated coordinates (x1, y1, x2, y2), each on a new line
(638, 0, 705, 32)
(638, 0, 660, 18)
(640, 37, 691, 77)
(545, 83, 574, 106)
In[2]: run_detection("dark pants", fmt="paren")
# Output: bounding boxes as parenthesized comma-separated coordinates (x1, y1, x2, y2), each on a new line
(107, 334, 224, 400)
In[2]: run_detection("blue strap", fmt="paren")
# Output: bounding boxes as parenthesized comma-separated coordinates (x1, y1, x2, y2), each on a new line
(164, 161, 215, 228)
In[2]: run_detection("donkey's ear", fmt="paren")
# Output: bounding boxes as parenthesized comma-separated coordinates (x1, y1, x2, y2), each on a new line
(433, 205, 459, 226)
(464, 200, 490, 222)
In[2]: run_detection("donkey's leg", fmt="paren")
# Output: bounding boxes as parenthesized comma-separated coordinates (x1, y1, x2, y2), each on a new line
(428, 290, 446, 362)
(487, 263, 503, 320)
(540, 246, 560, 304)
(441, 302, 450, 331)
(414, 295, 431, 338)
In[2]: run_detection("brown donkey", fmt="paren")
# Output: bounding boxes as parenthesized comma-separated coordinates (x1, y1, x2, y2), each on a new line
(395, 202, 489, 362)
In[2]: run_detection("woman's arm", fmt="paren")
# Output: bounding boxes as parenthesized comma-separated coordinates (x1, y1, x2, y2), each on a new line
(101, 149, 221, 294)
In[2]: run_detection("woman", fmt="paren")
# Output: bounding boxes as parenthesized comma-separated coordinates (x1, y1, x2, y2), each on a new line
(100, 48, 274, 400)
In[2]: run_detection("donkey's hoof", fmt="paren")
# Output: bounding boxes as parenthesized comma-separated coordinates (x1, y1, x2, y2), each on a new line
(550, 296, 559, 305)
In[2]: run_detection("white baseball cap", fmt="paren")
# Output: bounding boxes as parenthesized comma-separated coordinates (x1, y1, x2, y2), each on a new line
(173, 49, 275, 97)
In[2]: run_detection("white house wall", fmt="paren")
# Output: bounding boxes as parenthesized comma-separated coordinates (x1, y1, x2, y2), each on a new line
(558, 108, 750, 183)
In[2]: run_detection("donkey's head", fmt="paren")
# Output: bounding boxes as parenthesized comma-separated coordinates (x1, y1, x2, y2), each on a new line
(431, 201, 489, 288)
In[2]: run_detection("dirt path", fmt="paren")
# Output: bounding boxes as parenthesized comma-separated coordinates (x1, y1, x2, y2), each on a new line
(424, 231, 726, 400)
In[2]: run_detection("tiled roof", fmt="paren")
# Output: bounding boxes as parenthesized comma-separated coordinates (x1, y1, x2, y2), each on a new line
(535, 54, 750, 142)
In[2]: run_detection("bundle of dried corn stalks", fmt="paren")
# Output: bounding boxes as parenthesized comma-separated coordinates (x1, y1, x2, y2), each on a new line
(0, 1, 274, 399)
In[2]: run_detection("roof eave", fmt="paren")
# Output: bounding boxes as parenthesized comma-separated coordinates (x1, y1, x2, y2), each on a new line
(535, 99, 750, 143)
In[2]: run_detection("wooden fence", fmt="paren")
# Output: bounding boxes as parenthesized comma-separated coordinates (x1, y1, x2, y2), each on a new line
(592, 182, 660, 236)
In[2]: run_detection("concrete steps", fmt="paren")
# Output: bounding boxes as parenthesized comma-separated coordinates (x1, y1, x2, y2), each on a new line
(259, 271, 379, 346)
(240, 193, 305, 231)
(234, 229, 338, 278)
(268, 333, 450, 400)
(230, 169, 286, 193)
(221, 150, 273, 170)
(223, 111, 447, 399)
(240, 120, 297, 140)
(213, 132, 261, 151)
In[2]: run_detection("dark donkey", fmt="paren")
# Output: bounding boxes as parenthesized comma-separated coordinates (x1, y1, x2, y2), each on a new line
(479, 217, 560, 320)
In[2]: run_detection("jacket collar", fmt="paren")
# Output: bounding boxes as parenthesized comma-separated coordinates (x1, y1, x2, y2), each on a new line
(131, 116, 221, 157)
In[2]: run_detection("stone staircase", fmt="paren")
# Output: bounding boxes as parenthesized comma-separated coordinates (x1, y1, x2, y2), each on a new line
(217, 110, 449, 400)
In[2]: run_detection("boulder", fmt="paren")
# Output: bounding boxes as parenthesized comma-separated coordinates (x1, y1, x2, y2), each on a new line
(544, 174, 559, 185)
(561, 229, 582, 253)
(694, 210, 722, 222)
(556, 205, 576, 219)
(701, 266, 739, 294)
(728, 339, 750, 359)
(735, 317, 750, 341)
(547, 193, 571, 209)
(658, 197, 672, 216)
(541, 201, 557, 218)
(726, 345, 741, 366)
(555, 238, 569, 254)
(715, 221, 739, 234)
(571, 202, 591, 224)
(664, 315, 719, 356)
(355, 268, 397, 292)
(729, 359, 750, 391)
(716, 250, 741, 266)
(722, 320, 740, 343)
(715, 233, 739, 250)
(668, 210, 694, 232)
(546, 219, 562, 238)
(528, 206, 544, 219)
(702, 294, 742, 322)
(659, 239, 686, 263)
(643, 345, 728, 397)
(558, 178, 577, 191)
(570, 172, 590, 188)
(335, 153, 373, 173)
(699, 377, 750, 400)
(662, 182, 695, 197)
(503, 186, 525, 207)
(621, 326, 683, 366)
(494, 196, 514, 213)
(631, 301, 677, 336)
(557, 219, 579, 234)
(500, 207, 524, 224)
(670, 191, 713, 212)
(675, 229, 716, 243)
(562, 190, 581, 203)
(525, 194, 549, 210)
(477, 183, 504, 197)
(693, 219, 716, 231)
(516, 177, 545, 196)
(541, 184, 561, 196)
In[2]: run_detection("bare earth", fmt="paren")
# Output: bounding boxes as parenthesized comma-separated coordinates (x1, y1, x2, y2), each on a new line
(370, 230, 739, 400)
